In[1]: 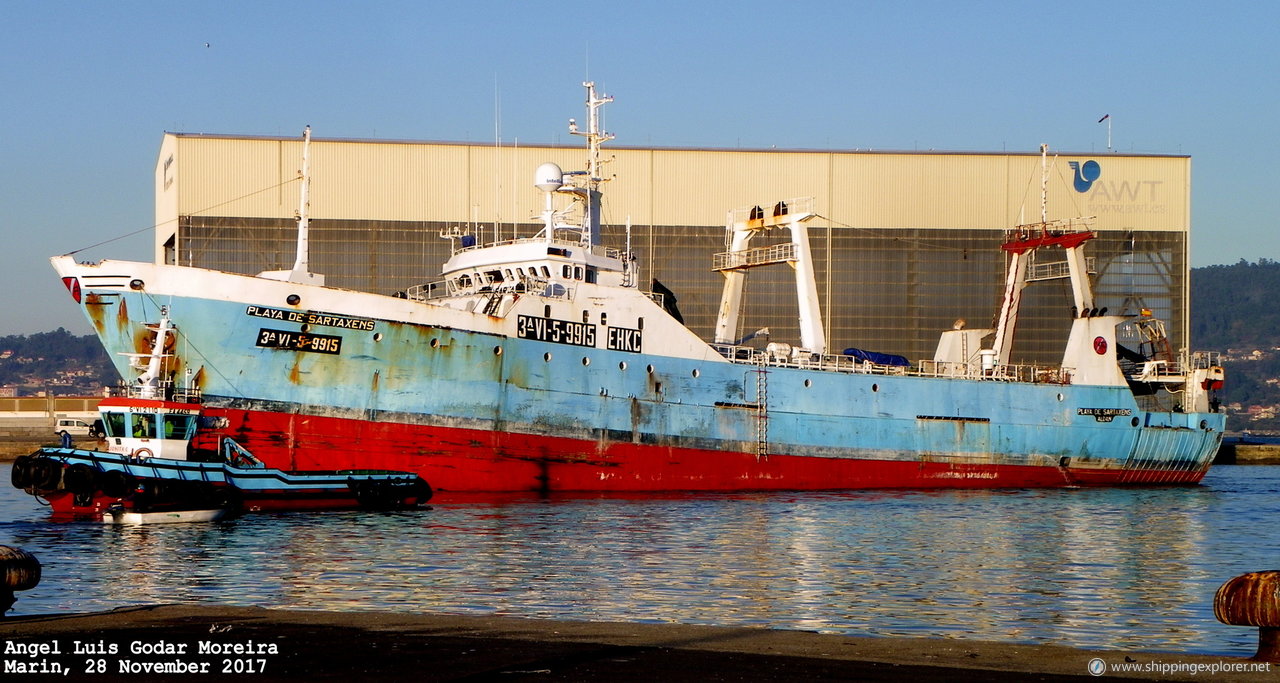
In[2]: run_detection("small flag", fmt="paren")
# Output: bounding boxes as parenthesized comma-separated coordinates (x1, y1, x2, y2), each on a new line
(1098, 114, 1110, 123)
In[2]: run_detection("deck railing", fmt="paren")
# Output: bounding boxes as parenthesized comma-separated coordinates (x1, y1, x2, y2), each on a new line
(709, 344, 1072, 384)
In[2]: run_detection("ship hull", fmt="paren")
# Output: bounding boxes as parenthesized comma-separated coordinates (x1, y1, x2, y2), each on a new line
(54, 256, 1225, 495)
(200, 403, 1218, 493)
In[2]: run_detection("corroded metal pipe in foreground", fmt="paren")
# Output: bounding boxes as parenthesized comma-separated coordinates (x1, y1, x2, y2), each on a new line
(0, 545, 41, 617)
(1215, 570, 1280, 662)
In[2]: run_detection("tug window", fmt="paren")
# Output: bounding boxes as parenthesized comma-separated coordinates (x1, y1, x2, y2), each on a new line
(162, 414, 197, 440)
(102, 412, 126, 438)
(130, 414, 157, 439)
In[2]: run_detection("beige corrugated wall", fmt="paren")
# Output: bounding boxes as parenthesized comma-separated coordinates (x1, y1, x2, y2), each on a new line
(152, 133, 1192, 359)
(157, 134, 1188, 238)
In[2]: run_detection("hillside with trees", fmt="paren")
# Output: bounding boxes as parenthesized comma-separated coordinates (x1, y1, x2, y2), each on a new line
(1192, 259, 1280, 430)
(0, 328, 115, 395)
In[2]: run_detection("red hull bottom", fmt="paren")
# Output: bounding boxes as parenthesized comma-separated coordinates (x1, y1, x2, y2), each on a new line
(199, 408, 1211, 498)
(38, 490, 409, 518)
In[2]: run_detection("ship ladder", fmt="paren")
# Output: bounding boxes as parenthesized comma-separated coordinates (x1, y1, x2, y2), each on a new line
(754, 358, 769, 460)
(482, 292, 504, 316)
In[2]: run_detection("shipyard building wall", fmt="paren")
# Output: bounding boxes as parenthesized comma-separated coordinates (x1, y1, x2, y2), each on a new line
(155, 134, 1191, 365)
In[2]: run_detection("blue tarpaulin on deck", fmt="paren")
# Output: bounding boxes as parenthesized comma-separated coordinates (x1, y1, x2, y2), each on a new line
(843, 347, 910, 367)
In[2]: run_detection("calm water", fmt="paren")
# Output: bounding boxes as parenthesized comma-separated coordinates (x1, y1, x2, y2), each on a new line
(3, 464, 1278, 657)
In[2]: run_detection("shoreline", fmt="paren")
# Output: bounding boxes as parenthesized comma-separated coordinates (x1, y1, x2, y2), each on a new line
(0, 605, 1270, 681)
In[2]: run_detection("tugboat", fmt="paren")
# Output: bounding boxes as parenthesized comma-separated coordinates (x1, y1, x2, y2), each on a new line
(10, 308, 432, 521)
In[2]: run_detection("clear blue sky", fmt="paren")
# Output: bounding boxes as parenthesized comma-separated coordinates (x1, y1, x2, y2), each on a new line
(2, 1, 1276, 335)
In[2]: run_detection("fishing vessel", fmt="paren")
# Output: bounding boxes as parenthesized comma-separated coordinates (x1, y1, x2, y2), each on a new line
(50, 83, 1225, 495)
(11, 309, 432, 518)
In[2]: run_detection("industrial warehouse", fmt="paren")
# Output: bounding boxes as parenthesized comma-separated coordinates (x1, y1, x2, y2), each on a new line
(153, 132, 1192, 364)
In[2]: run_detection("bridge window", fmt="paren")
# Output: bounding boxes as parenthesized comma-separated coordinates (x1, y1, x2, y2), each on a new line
(129, 414, 157, 439)
(161, 414, 197, 440)
(102, 412, 126, 438)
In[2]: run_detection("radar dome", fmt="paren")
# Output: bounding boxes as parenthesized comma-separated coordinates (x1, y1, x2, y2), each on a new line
(534, 162, 564, 192)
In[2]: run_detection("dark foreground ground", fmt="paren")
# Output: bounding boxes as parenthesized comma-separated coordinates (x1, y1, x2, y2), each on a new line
(0, 605, 1273, 681)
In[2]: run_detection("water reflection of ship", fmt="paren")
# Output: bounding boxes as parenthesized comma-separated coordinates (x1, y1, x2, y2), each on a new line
(2, 473, 1264, 655)
(250, 489, 1221, 653)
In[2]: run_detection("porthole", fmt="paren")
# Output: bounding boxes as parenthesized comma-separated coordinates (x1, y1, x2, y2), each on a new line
(1199, 420, 1208, 430)
(544, 352, 553, 362)
(646, 364, 655, 374)
(582, 357, 591, 366)
(619, 361, 628, 370)
(1057, 393, 1065, 402)
(1131, 417, 1140, 427)
(871, 383, 879, 393)
(128, 279, 145, 290)
(691, 369, 700, 378)
(286, 294, 301, 305)
(300, 324, 311, 333)
(373, 332, 383, 342)
(430, 338, 440, 348)
(494, 346, 503, 356)
(804, 379, 812, 388)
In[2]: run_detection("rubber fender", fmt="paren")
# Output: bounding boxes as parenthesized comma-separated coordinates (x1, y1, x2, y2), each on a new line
(32, 458, 63, 490)
(99, 470, 137, 499)
(10, 455, 32, 489)
(63, 464, 97, 496)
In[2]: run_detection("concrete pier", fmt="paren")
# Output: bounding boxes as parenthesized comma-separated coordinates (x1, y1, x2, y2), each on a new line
(0, 605, 1271, 681)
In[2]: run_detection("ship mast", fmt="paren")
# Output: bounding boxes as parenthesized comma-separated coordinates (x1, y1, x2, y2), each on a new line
(989, 144, 1096, 367)
(260, 126, 326, 286)
(568, 81, 613, 248)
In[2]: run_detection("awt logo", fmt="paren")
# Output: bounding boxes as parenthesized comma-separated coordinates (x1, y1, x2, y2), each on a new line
(1069, 160, 1102, 192)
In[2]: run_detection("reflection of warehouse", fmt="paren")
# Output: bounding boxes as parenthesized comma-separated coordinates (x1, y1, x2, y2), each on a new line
(154, 133, 1191, 364)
